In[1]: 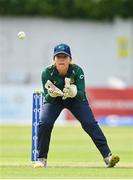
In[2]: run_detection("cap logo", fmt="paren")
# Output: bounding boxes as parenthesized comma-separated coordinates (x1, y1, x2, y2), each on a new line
(58, 45, 65, 50)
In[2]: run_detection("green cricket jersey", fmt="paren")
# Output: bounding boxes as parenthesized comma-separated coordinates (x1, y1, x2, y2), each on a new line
(41, 64, 87, 102)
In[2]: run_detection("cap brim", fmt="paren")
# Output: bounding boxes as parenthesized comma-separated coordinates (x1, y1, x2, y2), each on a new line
(54, 51, 71, 57)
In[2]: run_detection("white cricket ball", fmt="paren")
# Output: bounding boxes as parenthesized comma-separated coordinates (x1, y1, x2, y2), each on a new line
(17, 31, 26, 40)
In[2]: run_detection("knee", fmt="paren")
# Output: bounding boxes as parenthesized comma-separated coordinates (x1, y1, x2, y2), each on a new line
(39, 122, 53, 129)
(81, 121, 97, 131)
(38, 122, 53, 136)
(38, 122, 53, 137)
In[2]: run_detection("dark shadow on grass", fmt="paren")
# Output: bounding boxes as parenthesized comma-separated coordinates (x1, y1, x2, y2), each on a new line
(49, 166, 133, 169)
(1, 165, 133, 169)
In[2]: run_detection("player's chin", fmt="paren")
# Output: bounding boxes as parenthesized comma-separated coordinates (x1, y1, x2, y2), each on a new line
(58, 64, 66, 69)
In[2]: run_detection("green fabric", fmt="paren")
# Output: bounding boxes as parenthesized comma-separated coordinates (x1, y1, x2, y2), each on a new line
(41, 64, 87, 102)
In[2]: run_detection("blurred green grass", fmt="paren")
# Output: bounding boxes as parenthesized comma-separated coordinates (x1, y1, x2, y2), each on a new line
(0, 125, 133, 179)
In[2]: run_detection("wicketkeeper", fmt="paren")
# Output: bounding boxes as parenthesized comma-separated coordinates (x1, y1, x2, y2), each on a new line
(34, 43, 120, 168)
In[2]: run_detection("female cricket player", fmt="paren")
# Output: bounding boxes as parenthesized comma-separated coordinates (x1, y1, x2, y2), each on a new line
(34, 43, 120, 168)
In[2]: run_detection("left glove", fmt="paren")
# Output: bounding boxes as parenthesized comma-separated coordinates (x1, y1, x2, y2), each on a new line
(45, 80, 64, 97)
(63, 78, 77, 99)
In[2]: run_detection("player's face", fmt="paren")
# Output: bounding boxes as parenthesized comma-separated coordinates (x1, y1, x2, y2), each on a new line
(54, 54, 71, 71)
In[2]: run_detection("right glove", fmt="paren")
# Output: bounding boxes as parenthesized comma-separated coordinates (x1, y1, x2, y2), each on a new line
(45, 80, 63, 97)
(62, 78, 77, 99)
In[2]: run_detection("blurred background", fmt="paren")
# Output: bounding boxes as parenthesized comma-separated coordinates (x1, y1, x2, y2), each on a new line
(0, 0, 133, 125)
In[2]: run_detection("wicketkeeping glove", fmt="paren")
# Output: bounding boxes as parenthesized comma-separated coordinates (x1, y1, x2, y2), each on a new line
(45, 80, 64, 97)
(63, 78, 77, 99)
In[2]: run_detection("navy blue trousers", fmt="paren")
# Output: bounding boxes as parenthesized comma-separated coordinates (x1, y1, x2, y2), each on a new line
(38, 98, 111, 159)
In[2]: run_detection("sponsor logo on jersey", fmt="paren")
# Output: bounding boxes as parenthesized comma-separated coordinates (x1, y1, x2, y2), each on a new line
(80, 74, 84, 79)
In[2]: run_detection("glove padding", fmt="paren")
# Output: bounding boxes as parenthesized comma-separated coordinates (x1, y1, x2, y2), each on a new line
(45, 80, 63, 97)
(63, 78, 77, 99)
